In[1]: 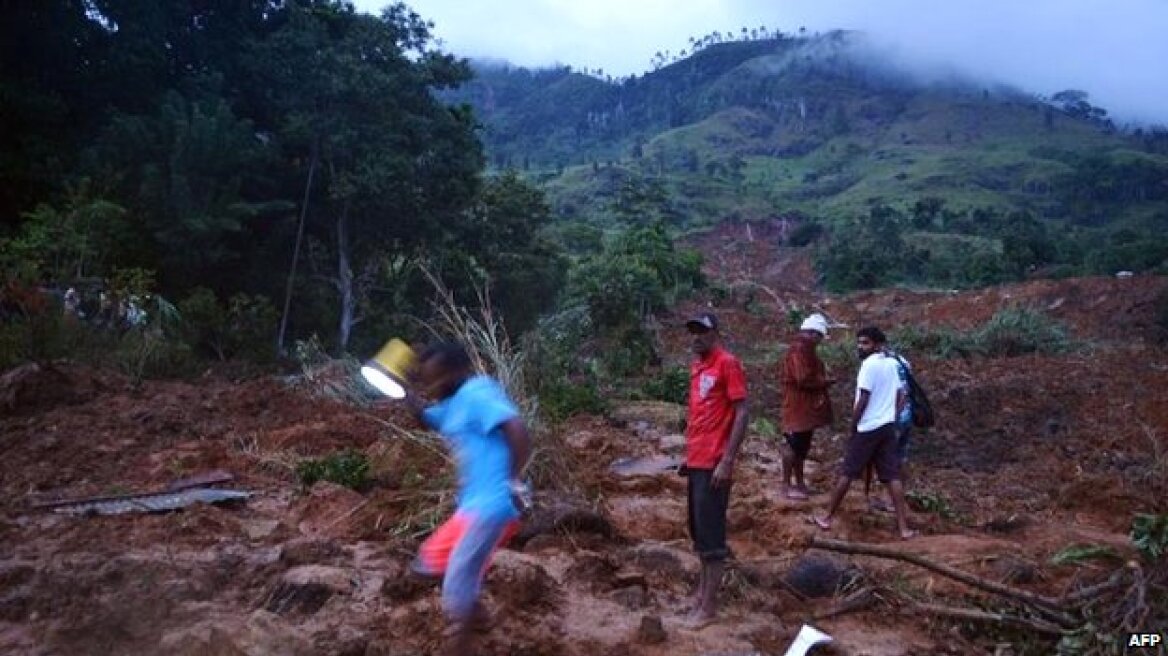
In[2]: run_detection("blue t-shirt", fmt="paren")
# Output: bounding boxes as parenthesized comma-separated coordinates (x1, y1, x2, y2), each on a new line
(422, 375, 520, 520)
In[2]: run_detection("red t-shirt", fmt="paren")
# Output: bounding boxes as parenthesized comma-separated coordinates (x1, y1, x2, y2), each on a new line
(686, 346, 748, 469)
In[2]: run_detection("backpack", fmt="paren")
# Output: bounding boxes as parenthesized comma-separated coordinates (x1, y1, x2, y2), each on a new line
(892, 355, 936, 429)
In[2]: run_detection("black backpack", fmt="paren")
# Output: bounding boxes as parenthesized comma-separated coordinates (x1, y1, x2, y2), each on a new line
(892, 355, 936, 429)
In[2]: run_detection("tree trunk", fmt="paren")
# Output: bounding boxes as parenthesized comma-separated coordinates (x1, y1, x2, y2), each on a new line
(336, 200, 355, 352)
(276, 141, 318, 355)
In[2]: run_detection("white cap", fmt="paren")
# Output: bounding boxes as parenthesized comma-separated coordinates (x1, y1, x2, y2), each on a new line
(800, 313, 829, 336)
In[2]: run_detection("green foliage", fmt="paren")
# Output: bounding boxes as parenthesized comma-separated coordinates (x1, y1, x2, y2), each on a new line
(892, 308, 1069, 359)
(1049, 544, 1120, 566)
(906, 490, 958, 520)
(1130, 514, 1168, 561)
(749, 417, 778, 439)
(114, 330, 197, 387)
(538, 379, 609, 422)
(971, 307, 1069, 357)
(640, 366, 689, 405)
(0, 181, 129, 284)
(178, 288, 278, 362)
(296, 449, 371, 491)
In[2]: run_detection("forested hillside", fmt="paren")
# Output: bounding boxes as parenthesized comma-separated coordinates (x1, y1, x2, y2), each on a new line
(1, 0, 565, 358)
(448, 31, 1168, 290)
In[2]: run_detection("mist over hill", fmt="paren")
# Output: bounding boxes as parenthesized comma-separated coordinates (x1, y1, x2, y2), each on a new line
(443, 31, 1168, 288)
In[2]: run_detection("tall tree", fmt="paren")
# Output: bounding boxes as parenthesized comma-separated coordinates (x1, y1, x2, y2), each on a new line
(250, 1, 483, 351)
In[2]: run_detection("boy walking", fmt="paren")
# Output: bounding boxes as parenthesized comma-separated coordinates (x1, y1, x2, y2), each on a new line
(404, 342, 532, 656)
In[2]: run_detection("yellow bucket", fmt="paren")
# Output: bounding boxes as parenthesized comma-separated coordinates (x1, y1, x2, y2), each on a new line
(360, 338, 416, 399)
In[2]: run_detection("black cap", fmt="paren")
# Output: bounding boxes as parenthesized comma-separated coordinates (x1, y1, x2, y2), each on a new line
(686, 312, 718, 332)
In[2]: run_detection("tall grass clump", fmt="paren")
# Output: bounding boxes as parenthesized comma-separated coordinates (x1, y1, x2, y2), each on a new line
(420, 266, 577, 493)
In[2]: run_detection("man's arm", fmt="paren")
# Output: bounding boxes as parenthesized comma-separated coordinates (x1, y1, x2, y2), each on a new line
(500, 417, 532, 480)
(712, 399, 749, 487)
(851, 389, 870, 435)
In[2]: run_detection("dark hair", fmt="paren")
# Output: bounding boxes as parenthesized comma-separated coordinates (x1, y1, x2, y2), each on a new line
(857, 326, 887, 344)
(419, 341, 472, 372)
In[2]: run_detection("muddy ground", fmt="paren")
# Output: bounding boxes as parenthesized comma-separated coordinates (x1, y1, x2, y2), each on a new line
(2, 222, 1166, 655)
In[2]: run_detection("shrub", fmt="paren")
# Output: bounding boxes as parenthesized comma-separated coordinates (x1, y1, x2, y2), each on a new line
(179, 287, 277, 362)
(969, 307, 1069, 357)
(640, 366, 689, 405)
(296, 449, 371, 491)
(539, 379, 608, 422)
(1131, 514, 1168, 561)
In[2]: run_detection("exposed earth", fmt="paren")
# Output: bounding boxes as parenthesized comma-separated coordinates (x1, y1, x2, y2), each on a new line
(2, 223, 1166, 655)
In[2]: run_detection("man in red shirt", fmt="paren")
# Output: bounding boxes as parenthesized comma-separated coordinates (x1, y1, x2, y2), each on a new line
(683, 312, 749, 623)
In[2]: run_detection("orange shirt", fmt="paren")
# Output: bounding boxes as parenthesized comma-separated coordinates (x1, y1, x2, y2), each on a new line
(780, 335, 833, 433)
(686, 347, 748, 469)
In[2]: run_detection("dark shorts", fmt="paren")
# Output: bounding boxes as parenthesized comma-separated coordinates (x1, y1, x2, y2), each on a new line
(784, 431, 814, 460)
(841, 423, 900, 482)
(685, 468, 732, 563)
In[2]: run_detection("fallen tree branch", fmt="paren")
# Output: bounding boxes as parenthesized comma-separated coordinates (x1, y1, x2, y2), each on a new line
(1061, 569, 1127, 606)
(808, 536, 1076, 626)
(910, 602, 1066, 636)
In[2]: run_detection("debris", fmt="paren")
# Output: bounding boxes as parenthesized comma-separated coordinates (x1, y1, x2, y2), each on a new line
(40, 488, 252, 516)
(166, 469, 235, 491)
(782, 624, 832, 656)
(609, 454, 683, 478)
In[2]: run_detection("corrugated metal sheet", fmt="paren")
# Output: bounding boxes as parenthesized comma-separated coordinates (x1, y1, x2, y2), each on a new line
(52, 488, 252, 516)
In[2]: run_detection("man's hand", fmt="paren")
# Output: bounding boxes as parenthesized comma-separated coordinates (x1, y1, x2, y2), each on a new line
(712, 457, 735, 488)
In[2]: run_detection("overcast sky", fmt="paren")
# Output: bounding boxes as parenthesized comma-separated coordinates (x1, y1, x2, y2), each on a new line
(353, 0, 1168, 124)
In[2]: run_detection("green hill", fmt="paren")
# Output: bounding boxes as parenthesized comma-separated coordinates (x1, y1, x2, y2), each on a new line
(445, 31, 1168, 287)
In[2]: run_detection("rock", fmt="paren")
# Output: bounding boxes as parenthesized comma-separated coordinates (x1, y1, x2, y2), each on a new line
(380, 561, 436, 601)
(783, 554, 850, 599)
(567, 430, 600, 450)
(239, 519, 280, 541)
(486, 551, 560, 611)
(0, 362, 76, 417)
(636, 615, 667, 644)
(609, 454, 683, 478)
(609, 586, 648, 610)
(280, 538, 343, 566)
(511, 500, 617, 549)
(659, 434, 686, 453)
(265, 565, 354, 615)
(160, 610, 312, 656)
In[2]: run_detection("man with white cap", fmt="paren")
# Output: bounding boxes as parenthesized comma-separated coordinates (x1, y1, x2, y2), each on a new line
(779, 313, 834, 500)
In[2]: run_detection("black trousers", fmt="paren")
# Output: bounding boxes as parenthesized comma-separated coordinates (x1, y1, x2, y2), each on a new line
(685, 468, 731, 563)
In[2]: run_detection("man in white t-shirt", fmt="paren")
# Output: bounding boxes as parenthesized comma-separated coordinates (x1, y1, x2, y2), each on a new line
(811, 326, 916, 539)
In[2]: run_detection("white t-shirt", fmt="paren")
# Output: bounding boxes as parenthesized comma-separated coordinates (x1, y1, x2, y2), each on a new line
(855, 353, 900, 432)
